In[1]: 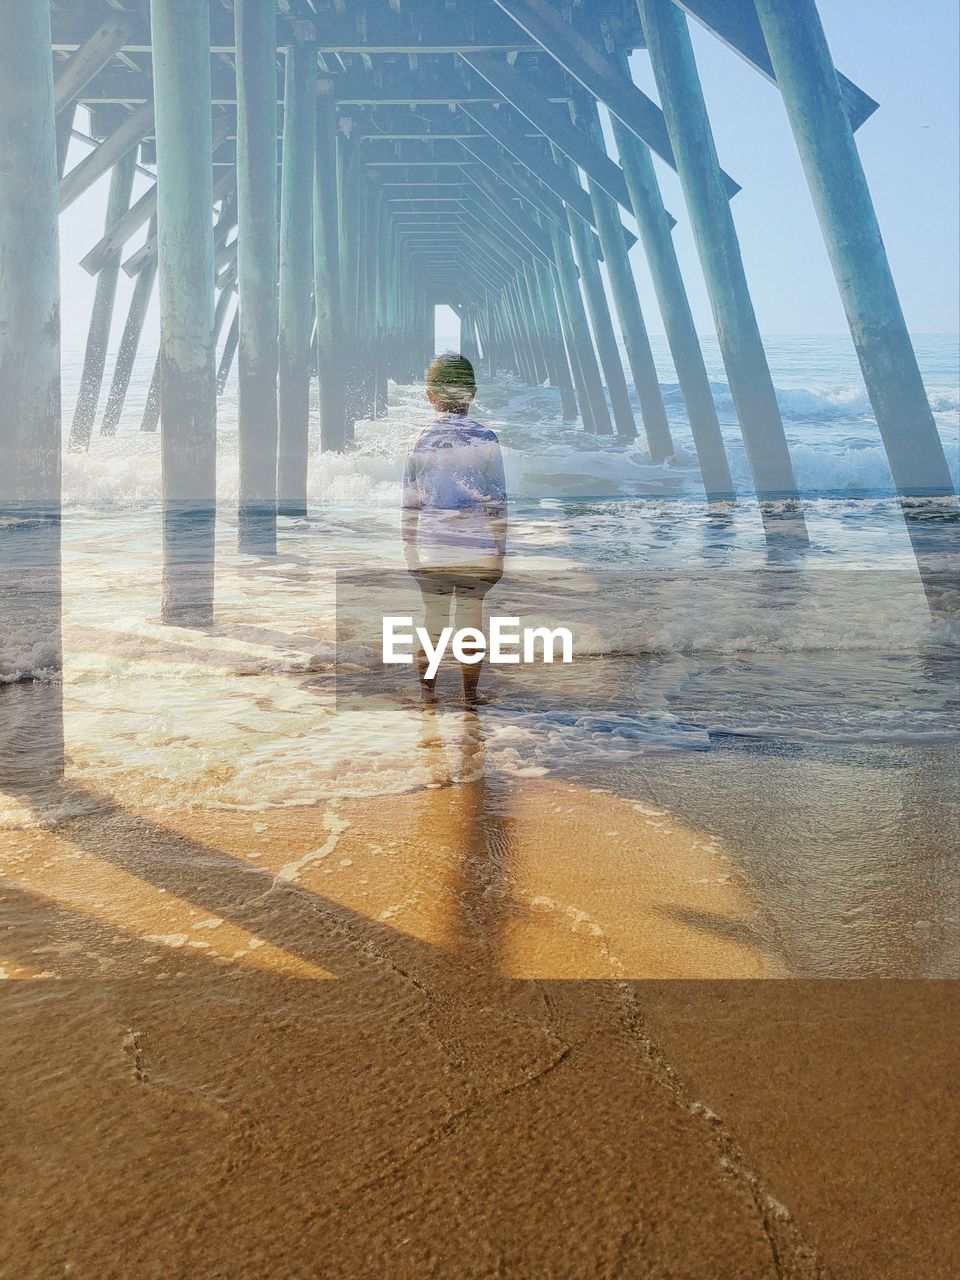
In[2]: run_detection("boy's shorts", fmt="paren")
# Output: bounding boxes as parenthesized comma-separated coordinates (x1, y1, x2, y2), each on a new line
(411, 566, 501, 600)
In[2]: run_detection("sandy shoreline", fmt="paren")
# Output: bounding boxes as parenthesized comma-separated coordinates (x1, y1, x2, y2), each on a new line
(1, 764, 780, 982)
(2, 767, 958, 1276)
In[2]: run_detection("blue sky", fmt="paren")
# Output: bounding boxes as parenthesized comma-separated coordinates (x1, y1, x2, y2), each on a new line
(61, 0, 959, 349)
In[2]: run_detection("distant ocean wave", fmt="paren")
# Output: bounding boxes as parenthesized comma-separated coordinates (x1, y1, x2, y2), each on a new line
(58, 384, 959, 507)
(710, 381, 959, 420)
(57, 333, 959, 506)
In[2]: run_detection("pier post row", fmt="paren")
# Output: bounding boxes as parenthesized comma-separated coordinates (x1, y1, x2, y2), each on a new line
(2, 0, 955, 617)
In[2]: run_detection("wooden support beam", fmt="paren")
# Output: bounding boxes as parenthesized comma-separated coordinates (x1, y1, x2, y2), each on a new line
(82, 180, 156, 276)
(458, 185, 553, 268)
(514, 277, 547, 384)
(400, 231, 515, 295)
(152, 0, 218, 624)
(278, 42, 316, 517)
(461, 102, 614, 231)
(566, 180, 637, 439)
(84, 122, 232, 277)
(54, 16, 134, 114)
(100, 216, 158, 438)
(213, 274, 237, 350)
(754, 0, 955, 518)
(461, 54, 635, 215)
(485, 292, 497, 378)
(314, 95, 347, 452)
(217, 310, 240, 394)
(0, 0, 61, 510)
(49, 7, 550, 56)
(56, 101, 77, 176)
(235, 0, 280, 554)
(550, 254, 597, 433)
(454, 136, 564, 232)
(533, 257, 578, 420)
(638, 0, 801, 510)
(338, 132, 363, 438)
(548, 218, 612, 434)
(490, 0, 739, 197)
(58, 99, 154, 211)
(579, 96, 673, 460)
(140, 353, 161, 433)
(371, 188, 389, 417)
(359, 125, 531, 141)
(68, 151, 136, 450)
(121, 166, 235, 278)
(519, 265, 551, 384)
(329, 70, 573, 107)
(458, 165, 557, 262)
(361, 182, 383, 418)
(505, 281, 537, 384)
(453, 210, 536, 279)
(0, 0, 62, 775)
(675, 0, 878, 132)
(610, 50, 733, 500)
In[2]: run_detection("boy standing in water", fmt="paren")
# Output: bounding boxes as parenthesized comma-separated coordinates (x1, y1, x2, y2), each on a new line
(401, 353, 507, 706)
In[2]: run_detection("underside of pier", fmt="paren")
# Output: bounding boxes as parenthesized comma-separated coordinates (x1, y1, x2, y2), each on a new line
(1, 0, 954, 612)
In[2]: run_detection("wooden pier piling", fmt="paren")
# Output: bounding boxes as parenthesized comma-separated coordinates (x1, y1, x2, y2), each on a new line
(755, 0, 955, 504)
(314, 94, 346, 454)
(235, 0, 279, 554)
(100, 215, 158, 438)
(68, 150, 135, 451)
(0, 0, 61, 513)
(151, 0, 218, 625)
(638, 0, 801, 511)
(278, 42, 316, 518)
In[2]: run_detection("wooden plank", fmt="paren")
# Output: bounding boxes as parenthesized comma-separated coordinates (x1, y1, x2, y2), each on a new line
(54, 16, 134, 114)
(84, 120, 231, 276)
(489, 0, 739, 197)
(676, 0, 879, 132)
(58, 99, 154, 211)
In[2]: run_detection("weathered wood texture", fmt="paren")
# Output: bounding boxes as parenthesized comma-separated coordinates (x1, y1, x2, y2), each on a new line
(638, 0, 801, 507)
(151, 0, 217, 624)
(314, 95, 346, 453)
(69, 150, 136, 450)
(278, 43, 316, 516)
(235, 0, 279, 553)
(0, 0, 61, 509)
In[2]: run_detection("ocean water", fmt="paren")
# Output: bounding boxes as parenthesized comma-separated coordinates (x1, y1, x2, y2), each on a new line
(60, 332, 960, 506)
(1, 333, 958, 977)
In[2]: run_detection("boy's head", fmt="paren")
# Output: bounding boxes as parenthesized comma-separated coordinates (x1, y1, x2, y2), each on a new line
(426, 352, 477, 414)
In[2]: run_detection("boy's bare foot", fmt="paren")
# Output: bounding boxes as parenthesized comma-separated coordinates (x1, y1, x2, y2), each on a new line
(416, 653, 438, 704)
(460, 661, 484, 707)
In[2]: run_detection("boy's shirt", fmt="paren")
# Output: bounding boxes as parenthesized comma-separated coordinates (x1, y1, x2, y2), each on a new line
(402, 414, 507, 568)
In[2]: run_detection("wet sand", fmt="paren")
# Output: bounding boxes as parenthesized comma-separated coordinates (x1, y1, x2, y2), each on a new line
(2, 763, 958, 1277)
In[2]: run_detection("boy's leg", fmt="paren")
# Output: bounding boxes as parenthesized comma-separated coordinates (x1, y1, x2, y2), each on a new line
(416, 574, 452, 702)
(453, 580, 491, 706)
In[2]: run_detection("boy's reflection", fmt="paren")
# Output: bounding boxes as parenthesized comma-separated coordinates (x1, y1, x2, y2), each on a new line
(416, 710, 514, 974)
